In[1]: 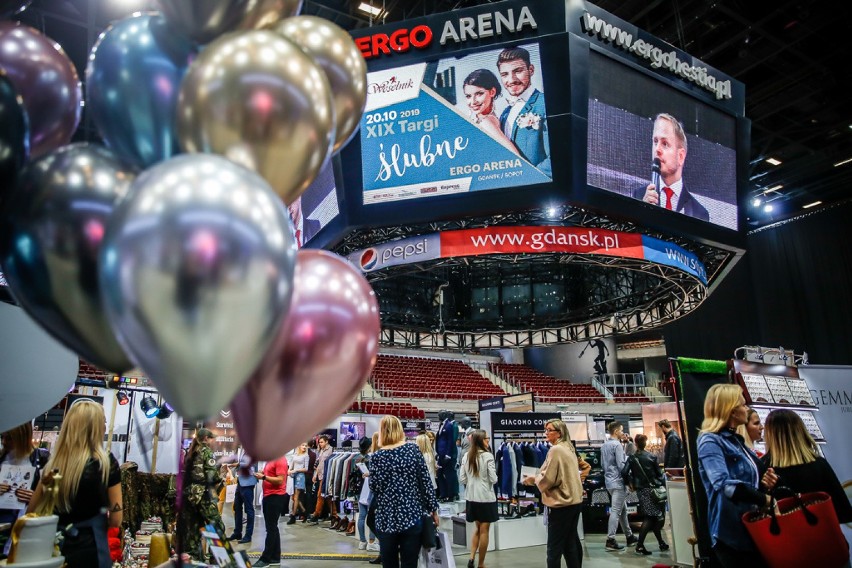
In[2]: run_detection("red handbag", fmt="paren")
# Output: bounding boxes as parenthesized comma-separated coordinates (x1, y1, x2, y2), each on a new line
(742, 491, 850, 568)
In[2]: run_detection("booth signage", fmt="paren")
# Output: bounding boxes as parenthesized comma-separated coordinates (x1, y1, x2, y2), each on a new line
(479, 396, 505, 411)
(490, 411, 559, 433)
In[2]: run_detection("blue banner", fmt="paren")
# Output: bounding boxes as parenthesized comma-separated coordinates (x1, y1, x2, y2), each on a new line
(360, 43, 553, 204)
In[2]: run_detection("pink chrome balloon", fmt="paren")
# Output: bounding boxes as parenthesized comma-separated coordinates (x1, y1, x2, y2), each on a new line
(231, 249, 380, 460)
(0, 22, 82, 158)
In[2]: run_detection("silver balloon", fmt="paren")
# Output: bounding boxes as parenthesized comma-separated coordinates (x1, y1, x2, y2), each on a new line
(99, 154, 297, 420)
(239, 0, 302, 30)
(177, 30, 335, 205)
(1, 143, 135, 372)
(156, 0, 251, 45)
(271, 16, 367, 153)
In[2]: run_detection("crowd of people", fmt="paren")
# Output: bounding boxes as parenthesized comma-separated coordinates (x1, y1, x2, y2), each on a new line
(0, 384, 849, 568)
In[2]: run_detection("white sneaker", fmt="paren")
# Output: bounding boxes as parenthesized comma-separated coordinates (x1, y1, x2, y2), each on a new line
(366, 542, 380, 552)
(358, 541, 367, 550)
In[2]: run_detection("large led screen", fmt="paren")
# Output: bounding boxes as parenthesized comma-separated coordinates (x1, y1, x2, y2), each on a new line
(360, 42, 553, 205)
(586, 51, 738, 230)
(288, 160, 339, 247)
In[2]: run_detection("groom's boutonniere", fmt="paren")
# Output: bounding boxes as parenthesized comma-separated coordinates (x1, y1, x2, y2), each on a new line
(516, 112, 542, 130)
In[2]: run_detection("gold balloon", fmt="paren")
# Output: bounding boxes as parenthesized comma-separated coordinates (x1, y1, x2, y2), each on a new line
(177, 30, 334, 204)
(239, 0, 303, 30)
(270, 16, 367, 153)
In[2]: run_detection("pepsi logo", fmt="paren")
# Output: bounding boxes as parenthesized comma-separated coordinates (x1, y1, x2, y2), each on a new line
(360, 248, 378, 271)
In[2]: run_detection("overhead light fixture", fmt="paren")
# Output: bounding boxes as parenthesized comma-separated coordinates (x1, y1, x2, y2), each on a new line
(156, 402, 174, 419)
(761, 184, 783, 194)
(765, 157, 782, 166)
(140, 395, 160, 418)
(803, 201, 822, 209)
(116, 391, 130, 406)
(752, 197, 761, 207)
(547, 206, 558, 218)
(833, 157, 852, 168)
(763, 204, 774, 213)
(357, 2, 382, 17)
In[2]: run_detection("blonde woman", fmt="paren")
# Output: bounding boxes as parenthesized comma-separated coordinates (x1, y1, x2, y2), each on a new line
(459, 430, 497, 568)
(737, 408, 764, 456)
(697, 384, 777, 568)
(27, 399, 122, 568)
(288, 442, 310, 524)
(415, 434, 437, 489)
(762, 409, 852, 523)
(0, 421, 48, 525)
(369, 416, 438, 568)
(522, 419, 589, 568)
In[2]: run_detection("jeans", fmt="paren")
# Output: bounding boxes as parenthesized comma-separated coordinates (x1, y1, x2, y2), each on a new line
(259, 493, 288, 563)
(358, 502, 375, 543)
(607, 487, 633, 540)
(232, 484, 255, 539)
(547, 504, 583, 568)
(377, 520, 422, 568)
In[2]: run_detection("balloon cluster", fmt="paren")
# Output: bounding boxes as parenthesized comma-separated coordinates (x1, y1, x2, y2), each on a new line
(0, 1, 379, 460)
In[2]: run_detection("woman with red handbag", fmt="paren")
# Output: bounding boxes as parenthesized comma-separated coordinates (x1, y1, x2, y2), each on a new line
(697, 384, 778, 568)
(762, 409, 852, 523)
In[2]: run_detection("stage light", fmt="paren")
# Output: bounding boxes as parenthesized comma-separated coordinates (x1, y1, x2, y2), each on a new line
(157, 402, 174, 419)
(116, 391, 130, 406)
(763, 204, 774, 213)
(140, 395, 160, 418)
(752, 197, 761, 207)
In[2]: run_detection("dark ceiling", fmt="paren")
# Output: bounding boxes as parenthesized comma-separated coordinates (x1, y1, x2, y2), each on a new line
(12, 0, 852, 229)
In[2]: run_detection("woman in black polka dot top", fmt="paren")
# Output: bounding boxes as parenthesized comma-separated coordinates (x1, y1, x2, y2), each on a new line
(370, 415, 439, 568)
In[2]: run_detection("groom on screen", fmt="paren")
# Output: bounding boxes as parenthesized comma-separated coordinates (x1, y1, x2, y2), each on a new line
(497, 46, 551, 176)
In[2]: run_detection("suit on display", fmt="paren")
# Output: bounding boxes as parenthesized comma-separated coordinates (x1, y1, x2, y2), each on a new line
(435, 411, 459, 501)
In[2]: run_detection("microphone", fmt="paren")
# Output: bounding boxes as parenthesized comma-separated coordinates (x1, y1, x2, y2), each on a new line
(651, 158, 662, 202)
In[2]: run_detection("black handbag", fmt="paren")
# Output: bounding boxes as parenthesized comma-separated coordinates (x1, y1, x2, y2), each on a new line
(420, 513, 437, 548)
(634, 455, 667, 503)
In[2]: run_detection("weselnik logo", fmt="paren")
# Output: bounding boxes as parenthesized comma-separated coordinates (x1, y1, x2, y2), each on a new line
(360, 248, 379, 271)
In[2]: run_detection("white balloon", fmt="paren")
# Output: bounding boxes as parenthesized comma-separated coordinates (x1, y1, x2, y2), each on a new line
(0, 302, 78, 432)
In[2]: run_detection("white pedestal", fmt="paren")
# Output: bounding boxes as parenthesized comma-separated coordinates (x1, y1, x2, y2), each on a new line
(450, 516, 497, 553)
(668, 478, 695, 567)
(493, 515, 547, 550)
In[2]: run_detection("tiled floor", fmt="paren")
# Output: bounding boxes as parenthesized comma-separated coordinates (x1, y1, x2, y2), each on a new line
(220, 507, 676, 567)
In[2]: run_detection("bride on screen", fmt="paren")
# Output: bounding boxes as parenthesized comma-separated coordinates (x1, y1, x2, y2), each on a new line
(463, 69, 520, 156)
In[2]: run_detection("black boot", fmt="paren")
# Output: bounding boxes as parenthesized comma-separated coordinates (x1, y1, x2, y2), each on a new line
(286, 515, 296, 525)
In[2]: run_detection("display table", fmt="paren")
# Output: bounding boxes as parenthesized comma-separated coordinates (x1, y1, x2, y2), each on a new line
(493, 515, 546, 550)
(668, 478, 695, 567)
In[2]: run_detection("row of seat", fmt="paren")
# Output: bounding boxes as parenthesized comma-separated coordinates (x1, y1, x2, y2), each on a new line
(347, 400, 426, 419)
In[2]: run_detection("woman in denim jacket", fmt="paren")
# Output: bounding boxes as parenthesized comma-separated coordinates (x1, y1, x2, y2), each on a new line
(697, 384, 778, 568)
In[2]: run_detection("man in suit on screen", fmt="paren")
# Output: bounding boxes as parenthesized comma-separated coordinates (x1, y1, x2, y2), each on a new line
(497, 46, 551, 177)
(634, 113, 709, 221)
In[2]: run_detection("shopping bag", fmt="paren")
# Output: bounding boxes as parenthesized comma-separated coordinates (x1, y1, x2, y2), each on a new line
(225, 483, 237, 504)
(742, 491, 849, 568)
(419, 531, 456, 568)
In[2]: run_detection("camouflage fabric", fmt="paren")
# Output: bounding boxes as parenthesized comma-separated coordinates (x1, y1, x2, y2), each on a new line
(180, 445, 225, 560)
(119, 465, 176, 534)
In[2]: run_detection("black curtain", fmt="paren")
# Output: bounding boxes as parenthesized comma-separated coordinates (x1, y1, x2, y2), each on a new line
(662, 201, 852, 364)
(747, 201, 852, 364)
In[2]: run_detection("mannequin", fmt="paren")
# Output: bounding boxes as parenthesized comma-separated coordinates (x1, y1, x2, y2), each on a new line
(435, 410, 459, 501)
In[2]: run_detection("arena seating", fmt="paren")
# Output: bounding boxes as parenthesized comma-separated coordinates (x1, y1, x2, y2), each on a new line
(489, 362, 607, 403)
(612, 393, 652, 403)
(369, 354, 506, 401)
(348, 400, 425, 419)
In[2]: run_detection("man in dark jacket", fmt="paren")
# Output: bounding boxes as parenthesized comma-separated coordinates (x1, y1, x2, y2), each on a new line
(658, 419, 685, 469)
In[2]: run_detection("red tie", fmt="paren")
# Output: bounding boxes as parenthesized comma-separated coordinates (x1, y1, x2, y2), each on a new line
(663, 187, 674, 210)
(295, 229, 302, 248)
